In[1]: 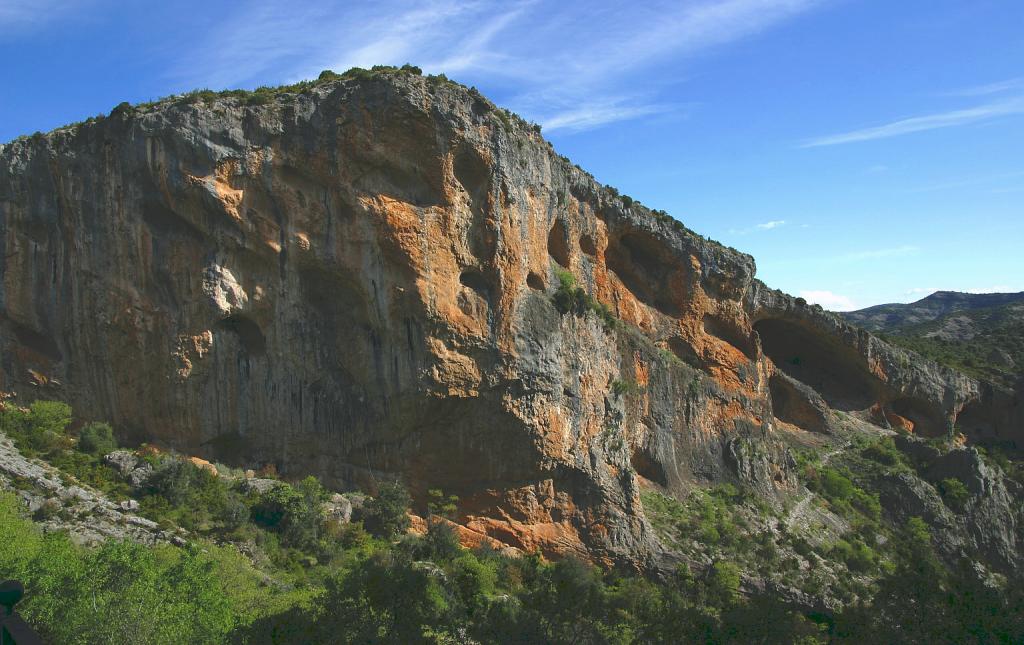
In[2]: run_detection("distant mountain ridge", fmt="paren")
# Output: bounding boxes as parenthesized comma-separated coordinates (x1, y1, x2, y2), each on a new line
(841, 291, 1024, 333)
(841, 291, 1024, 388)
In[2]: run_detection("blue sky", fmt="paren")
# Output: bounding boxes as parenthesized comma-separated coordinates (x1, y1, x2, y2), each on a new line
(2, 0, 1022, 310)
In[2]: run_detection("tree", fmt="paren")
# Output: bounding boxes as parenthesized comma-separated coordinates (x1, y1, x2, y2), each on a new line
(251, 476, 327, 551)
(78, 421, 117, 455)
(363, 482, 412, 538)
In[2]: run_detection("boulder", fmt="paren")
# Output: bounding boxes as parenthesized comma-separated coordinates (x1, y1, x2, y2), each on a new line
(128, 463, 154, 489)
(240, 478, 284, 495)
(103, 450, 139, 476)
(323, 493, 353, 523)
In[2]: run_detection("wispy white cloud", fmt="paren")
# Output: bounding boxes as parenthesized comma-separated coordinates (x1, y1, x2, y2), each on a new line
(728, 219, 788, 234)
(0, 0, 94, 33)
(945, 77, 1024, 98)
(169, 0, 825, 133)
(800, 289, 856, 311)
(838, 245, 920, 262)
(801, 96, 1024, 147)
(543, 100, 674, 132)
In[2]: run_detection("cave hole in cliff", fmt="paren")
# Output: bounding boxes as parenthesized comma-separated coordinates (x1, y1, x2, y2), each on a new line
(956, 401, 997, 440)
(459, 269, 492, 300)
(548, 219, 572, 268)
(579, 234, 600, 256)
(526, 272, 545, 291)
(703, 315, 757, 361)
(667, 336, 703, 369)
(142, 200, 204, 240)
(298, 262, 371, 325)
(890, 397, 946, 438)
(216, 314, 267, 355)
(459, 269, 494, 323)
(605, 232, 683, 318)
(453, 144, 490, 203)
(5, 318, 63, 362)
(754, 318, 878, 411)
(631, 445, 668, 486)
(769, 372, 828, 433)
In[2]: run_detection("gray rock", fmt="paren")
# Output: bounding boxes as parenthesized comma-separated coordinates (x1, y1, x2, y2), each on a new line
(240, 478, 284, 495)
(125, 515, 159, 530)
(103, 450, 139, 476)
(323, 493, 353, 523)
(128, 463, 154, 489)
(1, 430, 174, 547)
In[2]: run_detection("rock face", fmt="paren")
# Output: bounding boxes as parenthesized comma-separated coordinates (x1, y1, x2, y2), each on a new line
(0, 432, 171, 546)
(0, 72, 1016, 568)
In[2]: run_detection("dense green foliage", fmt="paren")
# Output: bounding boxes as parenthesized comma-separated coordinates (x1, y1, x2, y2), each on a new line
(552, 267, 618, 330)
(362, 481, 413, 538)
(77, 421, 117, 454)
(0, 492, 303, 643)
(3, 399, 1023, 643)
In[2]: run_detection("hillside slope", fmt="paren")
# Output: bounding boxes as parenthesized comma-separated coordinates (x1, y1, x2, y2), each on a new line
(842, 292, 1024, 389)
(1, 67, 1020, 580)
(842, 291, 1024, 333)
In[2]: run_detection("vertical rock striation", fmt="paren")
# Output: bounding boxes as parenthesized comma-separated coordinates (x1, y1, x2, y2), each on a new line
(0, 71, 1012, 568)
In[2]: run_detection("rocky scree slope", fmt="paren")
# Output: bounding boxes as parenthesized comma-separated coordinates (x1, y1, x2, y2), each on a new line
(0, 431, 174, 546)
(1, 70, 1019, 572)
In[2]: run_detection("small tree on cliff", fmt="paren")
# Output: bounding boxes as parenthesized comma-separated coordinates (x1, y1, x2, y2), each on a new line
(364, 481, 412, 538)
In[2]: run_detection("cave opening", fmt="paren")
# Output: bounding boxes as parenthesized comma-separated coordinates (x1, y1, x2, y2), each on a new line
(631, 446, 668, 487)
(768, 372, 828, 433)
(956, 400, 996, 440)
(548, 220, 571, 268)
(890, 396, 947, 438)
(526, 271, 545, 291)
(604, 232, 683, 318)
(7, 318, 63, 362)
(754, 317, 878, 411)
(667, 336, 703, 369)
(703, 315, 757, 361)
(459, 269, 492, 300)
(216, 314, 267, 355)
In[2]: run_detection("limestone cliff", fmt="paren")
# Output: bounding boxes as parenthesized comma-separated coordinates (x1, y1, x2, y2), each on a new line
(0, 70, 1017, 569)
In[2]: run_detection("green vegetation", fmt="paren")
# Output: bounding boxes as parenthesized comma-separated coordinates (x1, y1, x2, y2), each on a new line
(641, 486, 758, 560)
(552, 267, 618, 330)
(976, 443, 1024, 488)
(0, 491, 306, 643)
(803, 462, 882, 525)
(3, 398, 1023, 643)
(77, 421, 117, 455)
(874, 300, 1024, 387)
(859, 435, 909, 470)
(362, 481, 412, 538)
(611, 378, 644, 397)
(1, 400, 74, 455)
(937, 476, 970, 511)
(833, 517, 1024, 643)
